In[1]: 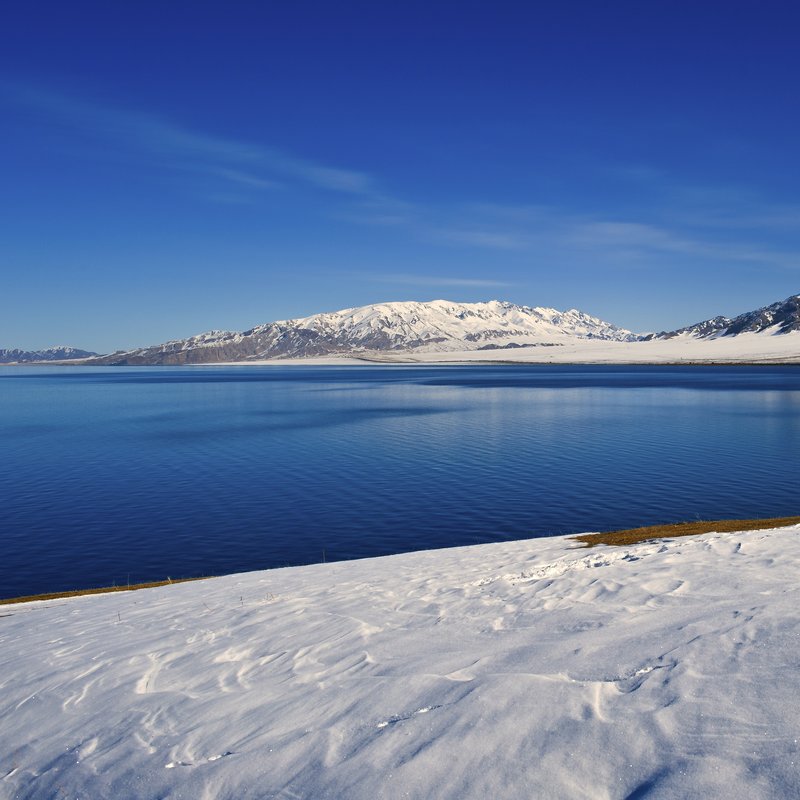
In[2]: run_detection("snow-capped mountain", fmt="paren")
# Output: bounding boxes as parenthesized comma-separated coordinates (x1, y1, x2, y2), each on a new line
(90, 300, 639, 365)
(0, 346, 98, 364)
(649, 294, 800, 340)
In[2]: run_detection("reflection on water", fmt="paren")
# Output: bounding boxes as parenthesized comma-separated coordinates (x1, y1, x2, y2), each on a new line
(1, 364, 799, 597)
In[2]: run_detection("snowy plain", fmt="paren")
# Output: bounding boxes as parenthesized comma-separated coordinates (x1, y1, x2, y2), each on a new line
(4, 524, 800, 799)
(234, 329, 800, 366)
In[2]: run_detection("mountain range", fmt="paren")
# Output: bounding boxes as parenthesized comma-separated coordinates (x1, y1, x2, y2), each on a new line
(0, 346, 98, 364)
(644, 294, 800, 340)
(86, 300, 638, 365)
(4, 294, 799, 365)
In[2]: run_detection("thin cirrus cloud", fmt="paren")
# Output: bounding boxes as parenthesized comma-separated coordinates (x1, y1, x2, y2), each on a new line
(202, 167, 282, 190)
(365, 273, 513, 288)
(569, 220, 800, 269)
(3, 82, 529, 263)
(441, 201, 800, 270)
(430, 228, 530, 251)
(2, 82, 374, 198)
(5, 83, 799, 271)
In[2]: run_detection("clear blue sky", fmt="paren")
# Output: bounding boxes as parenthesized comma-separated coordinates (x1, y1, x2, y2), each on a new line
(3, 0, 800, 351)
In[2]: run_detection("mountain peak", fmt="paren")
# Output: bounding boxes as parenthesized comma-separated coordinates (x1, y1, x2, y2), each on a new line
(89, 299, 638, 365)
(652, 294, 800, 340)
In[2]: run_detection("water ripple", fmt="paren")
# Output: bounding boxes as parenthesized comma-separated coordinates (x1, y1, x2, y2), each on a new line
(1, 364, 799, 597)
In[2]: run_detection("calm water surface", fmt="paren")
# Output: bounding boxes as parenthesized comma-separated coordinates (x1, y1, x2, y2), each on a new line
(2, 364, 799, 597)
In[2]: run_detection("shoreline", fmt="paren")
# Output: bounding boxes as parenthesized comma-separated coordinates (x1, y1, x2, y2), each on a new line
(5, 518, 800, 796)
(4, 514, 798, 606)
(6, 358, 800, 367)
(5, 330, 800, 367)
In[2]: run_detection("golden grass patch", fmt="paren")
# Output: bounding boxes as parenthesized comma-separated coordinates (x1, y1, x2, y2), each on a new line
(0, 577, 210, 606)
(573, 516, 800, 548)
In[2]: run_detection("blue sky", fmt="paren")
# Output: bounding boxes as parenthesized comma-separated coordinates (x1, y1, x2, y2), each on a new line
(3, 0, 800, 351)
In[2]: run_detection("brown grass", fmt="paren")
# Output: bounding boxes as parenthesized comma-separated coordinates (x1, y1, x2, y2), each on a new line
(0, 576, 211, 606)
(4, 516, 800, 603)
(572, 515, 800, 548)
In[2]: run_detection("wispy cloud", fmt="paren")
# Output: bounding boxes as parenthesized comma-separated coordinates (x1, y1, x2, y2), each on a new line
(422, 198, 800, 269)
(431, 228, 530, 250)
(2, 83, 374, 198)
(671, 193, 800, 232)
(349, 193, 800, 266)
(203, 167, 281, 190)
(569, 220, 800, 269)
(280, 161, 373, 194)
(5, 82, 800, 272)
(365, 272, 513, 288)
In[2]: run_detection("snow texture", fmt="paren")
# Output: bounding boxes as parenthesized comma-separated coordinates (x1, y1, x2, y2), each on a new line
(3, 525, 800, 798)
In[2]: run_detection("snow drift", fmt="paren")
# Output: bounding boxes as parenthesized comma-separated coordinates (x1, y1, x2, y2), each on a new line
(4, 524, 800, 798)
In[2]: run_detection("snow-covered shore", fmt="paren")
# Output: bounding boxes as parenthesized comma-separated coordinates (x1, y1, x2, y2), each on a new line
(232, 331, 800, 366)
(400, 331, 800, 364)
(4, 525, 800, 799)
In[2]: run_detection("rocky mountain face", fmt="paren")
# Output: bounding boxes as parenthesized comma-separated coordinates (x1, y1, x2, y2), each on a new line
(0, 347, 98, 364)
(647, 294, 800, 340)
(88, 300, 639, 365)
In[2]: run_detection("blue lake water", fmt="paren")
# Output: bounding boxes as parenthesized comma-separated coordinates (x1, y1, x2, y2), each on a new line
(2, 364, 799, 598)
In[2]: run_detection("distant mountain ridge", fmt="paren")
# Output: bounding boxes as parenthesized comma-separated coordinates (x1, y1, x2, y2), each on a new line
(88, 300, 638, 365)
(649, 294, 800, 340)
(8, 294, 799, 365)
(0, 346, 97, 364)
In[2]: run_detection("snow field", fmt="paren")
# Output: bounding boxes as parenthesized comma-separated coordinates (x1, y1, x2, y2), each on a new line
(3, 526, 800, 798)
(229, 329, 800, 365)
(359, 330, 800, 364)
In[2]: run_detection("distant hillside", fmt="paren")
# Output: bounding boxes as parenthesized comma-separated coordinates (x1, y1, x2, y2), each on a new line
(647, 294, 800, 339)
(86, 300, 639, 365)
(0, 346, 98, 364)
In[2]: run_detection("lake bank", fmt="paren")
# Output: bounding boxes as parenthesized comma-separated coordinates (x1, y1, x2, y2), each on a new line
(6, 513, 800, 605)
(4, 522, 800, 798)
(3, 364, 799, 599)
(7, 328, 800, 367)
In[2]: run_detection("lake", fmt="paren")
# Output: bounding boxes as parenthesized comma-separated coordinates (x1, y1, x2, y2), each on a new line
(2, 364, 799, 598)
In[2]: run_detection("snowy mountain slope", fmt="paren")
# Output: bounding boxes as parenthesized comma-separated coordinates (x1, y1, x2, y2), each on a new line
(88, 300, 638, 365)
(0, 346, 97, 364)
(4, 524, 800, 798)
(649, 293, 800, 339)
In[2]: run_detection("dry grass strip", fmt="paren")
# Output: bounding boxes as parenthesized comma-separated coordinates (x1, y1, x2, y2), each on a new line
(5, 516, 800, 602)
(0, 577, 210, 606)
(573, 515, 800, 548)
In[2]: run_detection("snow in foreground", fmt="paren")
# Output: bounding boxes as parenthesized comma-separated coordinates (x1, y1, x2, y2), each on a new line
(4, 526, 800, 799)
